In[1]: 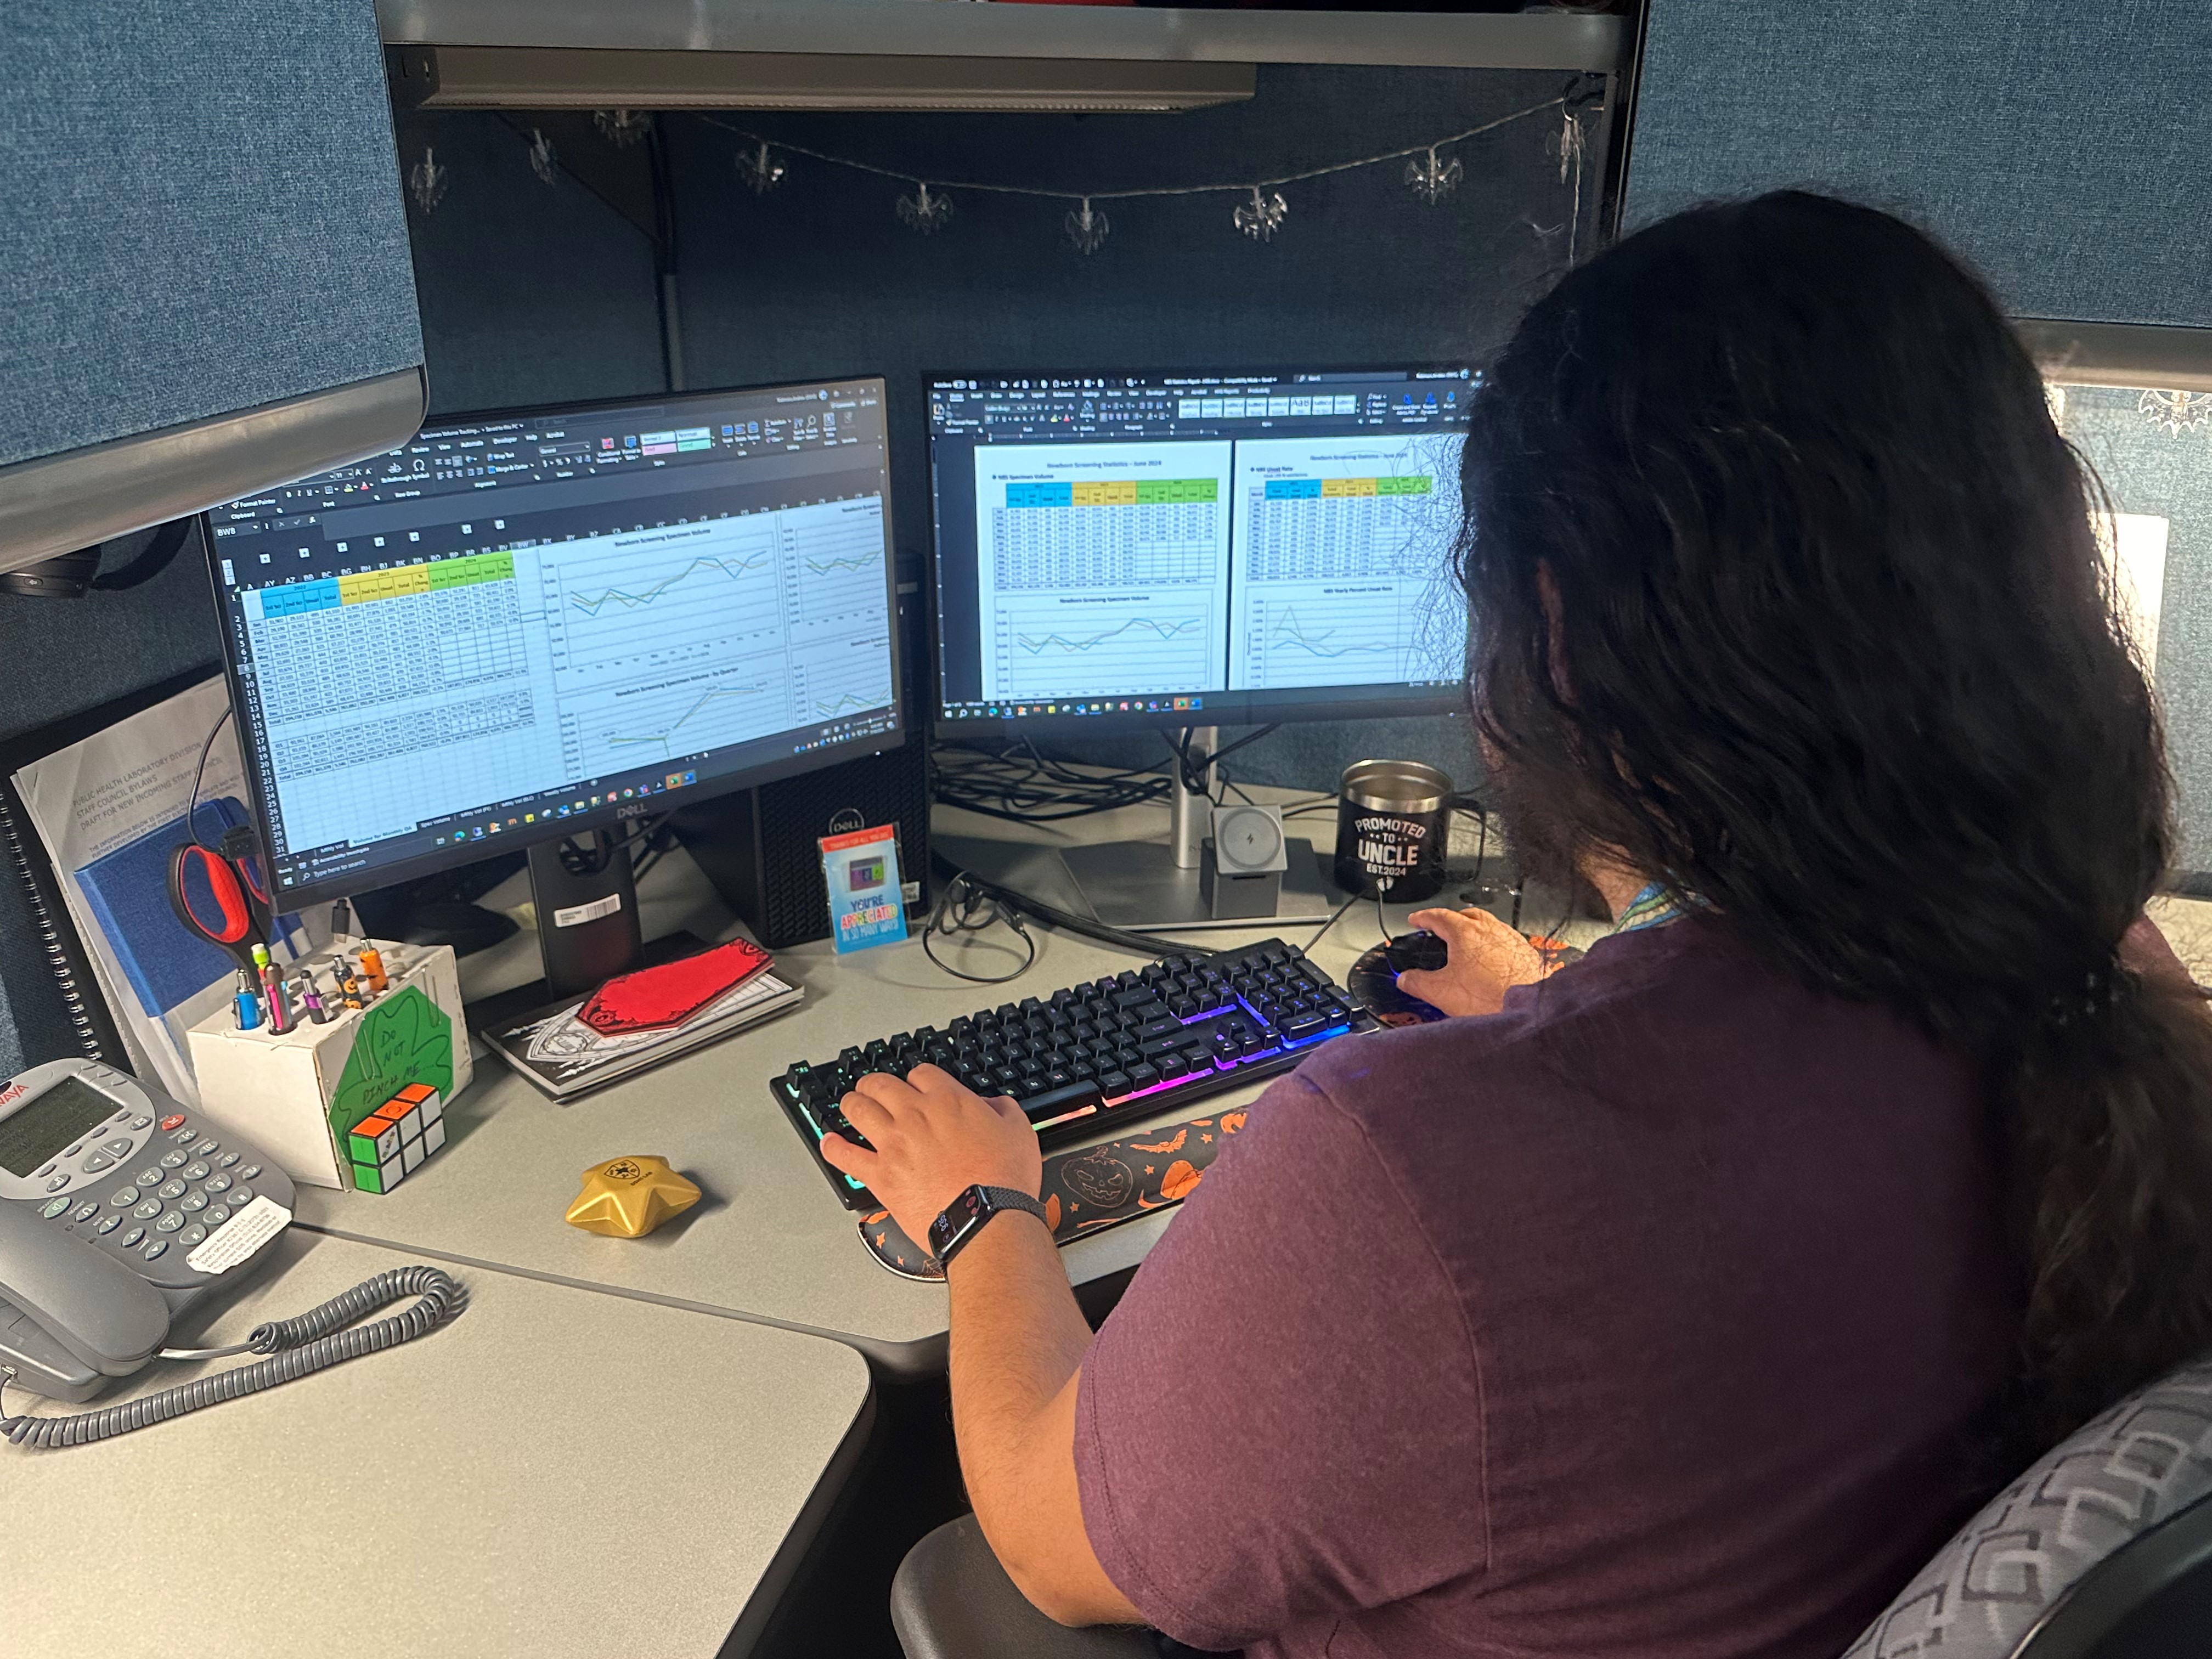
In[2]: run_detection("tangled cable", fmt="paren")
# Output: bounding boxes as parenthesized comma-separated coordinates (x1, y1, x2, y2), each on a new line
(1, 1266, 465, 1449)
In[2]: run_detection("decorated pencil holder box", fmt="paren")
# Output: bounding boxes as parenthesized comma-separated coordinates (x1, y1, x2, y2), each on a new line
(187, 939, 471, 1192)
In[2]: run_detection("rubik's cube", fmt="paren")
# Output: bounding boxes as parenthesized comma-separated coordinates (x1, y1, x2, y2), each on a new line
(347, 1084, 448, 1194)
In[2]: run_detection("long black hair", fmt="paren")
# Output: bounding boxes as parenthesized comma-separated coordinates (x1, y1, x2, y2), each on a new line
(1459, 190, 2212, 1458)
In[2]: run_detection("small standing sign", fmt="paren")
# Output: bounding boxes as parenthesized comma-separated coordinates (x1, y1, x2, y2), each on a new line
(820, 825, 909, 955)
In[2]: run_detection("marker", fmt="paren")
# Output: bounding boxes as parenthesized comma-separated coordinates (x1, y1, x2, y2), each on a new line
(356, 946, 388, 995)
(263, 969, 293, 1034)
(234, 970, 263, 1031)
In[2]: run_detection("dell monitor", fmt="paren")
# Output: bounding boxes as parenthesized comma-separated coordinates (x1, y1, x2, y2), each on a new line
(927, 365, 1474, 733)
(202, 376, 901, 992)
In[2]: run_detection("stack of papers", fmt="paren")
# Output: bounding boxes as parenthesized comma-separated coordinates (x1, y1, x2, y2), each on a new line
(484, 968, 802, 1101)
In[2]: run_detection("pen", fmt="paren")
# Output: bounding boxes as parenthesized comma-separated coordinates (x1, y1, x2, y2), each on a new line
(357, 946, 388, 996)
(302, 978, 330, 1024)
(339, 968, 364, 1010)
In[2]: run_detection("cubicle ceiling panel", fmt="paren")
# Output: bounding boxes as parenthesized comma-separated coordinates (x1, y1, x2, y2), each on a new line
(0, 0, 425, 469)
(1623, 0, 2212, 328)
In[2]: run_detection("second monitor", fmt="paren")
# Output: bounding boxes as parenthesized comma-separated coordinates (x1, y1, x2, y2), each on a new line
(928, 365, 1474, 732)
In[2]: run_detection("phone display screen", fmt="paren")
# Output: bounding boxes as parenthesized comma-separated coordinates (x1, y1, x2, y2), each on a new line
(0, 1077, 121, 1177)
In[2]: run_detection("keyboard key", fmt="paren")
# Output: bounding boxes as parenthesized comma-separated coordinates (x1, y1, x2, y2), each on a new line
(1017, 1080, 1105, 1128)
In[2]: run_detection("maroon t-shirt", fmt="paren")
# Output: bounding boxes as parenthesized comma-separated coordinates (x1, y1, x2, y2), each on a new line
(1074, 917, 2015, 1658)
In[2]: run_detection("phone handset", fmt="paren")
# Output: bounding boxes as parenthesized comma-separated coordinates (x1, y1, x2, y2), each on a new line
(0, 1200, 167, 1377)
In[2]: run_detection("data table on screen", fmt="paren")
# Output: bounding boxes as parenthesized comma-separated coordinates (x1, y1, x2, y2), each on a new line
(973, 441, 1233, 702)
(240, 496, 895, 849)
(1228, 433, 1466, 691)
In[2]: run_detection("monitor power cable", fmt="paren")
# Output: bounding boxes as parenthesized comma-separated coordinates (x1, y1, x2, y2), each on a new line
(921, 871, 1037, 985)
(924, 851, 1197, 971)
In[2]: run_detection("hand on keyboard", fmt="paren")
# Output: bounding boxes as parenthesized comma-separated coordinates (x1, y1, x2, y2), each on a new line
(774, 939, 1380, 1207)
(819, 1064, 1043, 1252)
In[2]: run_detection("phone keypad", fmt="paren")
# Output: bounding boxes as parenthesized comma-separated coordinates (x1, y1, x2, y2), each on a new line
(33, 1110, 274, 1279)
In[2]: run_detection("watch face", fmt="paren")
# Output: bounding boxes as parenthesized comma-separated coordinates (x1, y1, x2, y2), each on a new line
(1217, 808, 1283, 871)
(929, 1187, 988, 1259)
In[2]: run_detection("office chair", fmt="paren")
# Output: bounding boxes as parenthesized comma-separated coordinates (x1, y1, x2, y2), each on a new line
(891, 1359, 2212, 1659)
(1846, 1356, 2212, 1658)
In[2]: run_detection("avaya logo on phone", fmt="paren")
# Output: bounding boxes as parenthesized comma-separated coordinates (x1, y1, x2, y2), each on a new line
(0, 1080, 26, 1109)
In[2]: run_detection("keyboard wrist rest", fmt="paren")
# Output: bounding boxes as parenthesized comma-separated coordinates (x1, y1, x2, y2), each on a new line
(856, 1102, 1257, 1280)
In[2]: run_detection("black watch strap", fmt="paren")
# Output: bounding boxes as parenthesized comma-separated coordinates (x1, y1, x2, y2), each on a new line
(930, 1183, 1050, 1266)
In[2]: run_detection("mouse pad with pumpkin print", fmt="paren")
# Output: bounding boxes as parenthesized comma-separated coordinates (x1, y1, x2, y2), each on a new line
(856, 1106, 1253, 1280)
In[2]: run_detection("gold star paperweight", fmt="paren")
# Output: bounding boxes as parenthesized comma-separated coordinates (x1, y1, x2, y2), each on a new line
(565, 1155, 702, 1238)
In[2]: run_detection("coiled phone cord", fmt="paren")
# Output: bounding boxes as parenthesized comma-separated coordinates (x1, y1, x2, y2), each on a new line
(0, 1265, 465, 1449)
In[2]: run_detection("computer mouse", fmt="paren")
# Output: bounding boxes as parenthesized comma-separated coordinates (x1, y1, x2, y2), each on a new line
(1384, 930, 1449, 974)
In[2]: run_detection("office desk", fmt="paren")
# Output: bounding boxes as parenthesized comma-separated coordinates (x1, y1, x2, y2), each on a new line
(5, 1229, 872, 1659)
(291, 787, 1533, 1378)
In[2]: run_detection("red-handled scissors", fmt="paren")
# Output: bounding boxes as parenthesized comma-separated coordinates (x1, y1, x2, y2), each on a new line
(167, 840, 271, 974)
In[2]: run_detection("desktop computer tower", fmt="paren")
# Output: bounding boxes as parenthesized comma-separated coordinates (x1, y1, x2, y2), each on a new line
(669, 737, 930, 950)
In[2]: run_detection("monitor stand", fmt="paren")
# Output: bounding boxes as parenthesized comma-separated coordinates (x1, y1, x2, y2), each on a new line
(459, 831, 714, 1033)
(1057, 728, 1335, 933)
(526, 830, 646, 1000)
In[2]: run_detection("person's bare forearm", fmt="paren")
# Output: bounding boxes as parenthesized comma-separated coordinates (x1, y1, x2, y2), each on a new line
(948, 1211, 1141, 1623)
(950, 1211, 1092, 1519)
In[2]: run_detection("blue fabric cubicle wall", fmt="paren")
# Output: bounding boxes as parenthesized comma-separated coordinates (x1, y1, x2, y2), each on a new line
(1623, 0, 2212, 326)
(0, 0, 423, 465)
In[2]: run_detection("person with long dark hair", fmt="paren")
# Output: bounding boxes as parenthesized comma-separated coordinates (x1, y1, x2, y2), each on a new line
(823, 191, 2212, 1658)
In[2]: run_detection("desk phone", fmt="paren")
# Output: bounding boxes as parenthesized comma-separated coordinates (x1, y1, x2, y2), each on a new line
(0, 1058, 295, 1402)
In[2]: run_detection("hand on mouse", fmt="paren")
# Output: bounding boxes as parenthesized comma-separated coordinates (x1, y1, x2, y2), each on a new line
(1395, 906, 1551, 1018)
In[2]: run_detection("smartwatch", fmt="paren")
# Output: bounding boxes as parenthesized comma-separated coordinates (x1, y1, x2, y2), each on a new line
(928, 1184, 1050, 1266)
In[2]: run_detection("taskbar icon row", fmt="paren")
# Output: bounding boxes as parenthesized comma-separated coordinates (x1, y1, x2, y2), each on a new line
(432, 770, 699, 847)
(945, 696, 1203, 719)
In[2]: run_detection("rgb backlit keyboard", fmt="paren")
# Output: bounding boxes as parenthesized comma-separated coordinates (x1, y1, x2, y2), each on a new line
(772, 937, 1378, 1207)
